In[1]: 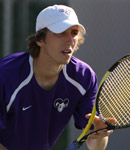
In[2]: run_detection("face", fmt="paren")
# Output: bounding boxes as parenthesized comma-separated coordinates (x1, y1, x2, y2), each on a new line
(38, 26, 79, 66)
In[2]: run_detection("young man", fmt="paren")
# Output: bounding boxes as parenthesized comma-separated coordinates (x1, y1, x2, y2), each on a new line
(0, 5, 113, 150)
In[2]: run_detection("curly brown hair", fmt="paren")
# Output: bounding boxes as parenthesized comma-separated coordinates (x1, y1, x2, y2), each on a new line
(26, 28, 85, 58)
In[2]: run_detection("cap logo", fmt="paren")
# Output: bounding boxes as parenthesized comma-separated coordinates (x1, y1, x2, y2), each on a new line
(59, 8, 72, 16)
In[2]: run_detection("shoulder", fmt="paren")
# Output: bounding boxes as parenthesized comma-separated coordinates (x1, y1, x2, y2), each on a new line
(64, 56, 98, 94)
(0, 52, 30, 71)
(68, 56, 97, 81)
(0, 52, 31, 81)
(0, 52, 29, 67)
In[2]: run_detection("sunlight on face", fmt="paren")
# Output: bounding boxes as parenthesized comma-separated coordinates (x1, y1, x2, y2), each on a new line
(41, 26, 79, 65)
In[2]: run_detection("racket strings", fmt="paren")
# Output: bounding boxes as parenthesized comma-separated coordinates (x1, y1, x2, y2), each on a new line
(98, 58, 130, 127)
(102, 66, 130, 125)
(101, 65, 130, 125)
(101, 86, 130, 126)
(114, 64, 129, 99)
(109, 62, 130, 104)
(99, 87, 129, 126)
(99, 92, 126, 125)
(100, 89, 129, 126)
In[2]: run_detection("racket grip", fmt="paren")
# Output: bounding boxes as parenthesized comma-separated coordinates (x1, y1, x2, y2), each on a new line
(66, 140, 80, 150)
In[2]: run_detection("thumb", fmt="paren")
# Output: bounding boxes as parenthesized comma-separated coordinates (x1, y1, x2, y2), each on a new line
(85, 113, 92, 119)
(85, 113, 99, 120)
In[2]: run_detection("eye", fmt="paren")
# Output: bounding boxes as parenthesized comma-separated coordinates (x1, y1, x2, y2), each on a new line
(71, 30, 79, 36)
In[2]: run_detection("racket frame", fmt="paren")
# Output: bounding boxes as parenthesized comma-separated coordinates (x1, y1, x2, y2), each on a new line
(66, 54, 130, 149)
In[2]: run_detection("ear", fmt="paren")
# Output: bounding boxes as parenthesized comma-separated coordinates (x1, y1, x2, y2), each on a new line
(36, 40, 44, 47)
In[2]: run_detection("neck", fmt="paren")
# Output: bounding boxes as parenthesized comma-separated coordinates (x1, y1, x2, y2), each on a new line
(33, 57, 63, 77)
(33, 57, 64, 91)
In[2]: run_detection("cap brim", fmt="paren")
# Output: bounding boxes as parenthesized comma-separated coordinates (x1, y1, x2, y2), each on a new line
(47, 20, 86, 34)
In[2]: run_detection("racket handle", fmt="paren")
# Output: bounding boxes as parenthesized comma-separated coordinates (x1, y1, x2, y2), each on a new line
(66, 140, 81, 150)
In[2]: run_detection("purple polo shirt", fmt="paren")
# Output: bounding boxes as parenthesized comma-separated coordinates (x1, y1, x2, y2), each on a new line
(0, 52, 97, 150)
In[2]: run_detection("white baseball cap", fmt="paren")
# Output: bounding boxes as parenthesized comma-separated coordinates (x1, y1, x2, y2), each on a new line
(36, 5, 86, 34)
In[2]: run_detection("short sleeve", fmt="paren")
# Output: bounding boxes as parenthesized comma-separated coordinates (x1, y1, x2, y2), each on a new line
(73, 72, 98, 129)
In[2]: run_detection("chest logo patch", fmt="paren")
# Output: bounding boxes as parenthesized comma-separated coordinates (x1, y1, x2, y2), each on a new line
(54, 98, 69, 112)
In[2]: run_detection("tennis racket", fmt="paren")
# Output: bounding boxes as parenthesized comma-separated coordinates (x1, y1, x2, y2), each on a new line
(66, 54, 130, 150)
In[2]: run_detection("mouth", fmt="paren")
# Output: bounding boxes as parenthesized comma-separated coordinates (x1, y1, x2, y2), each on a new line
(62, 49, 72, 55)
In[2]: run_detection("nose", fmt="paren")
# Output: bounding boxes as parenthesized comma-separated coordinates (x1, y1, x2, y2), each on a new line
(65, 33, 74, 45)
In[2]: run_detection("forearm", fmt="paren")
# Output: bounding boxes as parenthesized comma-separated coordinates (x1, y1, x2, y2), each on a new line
(86, 136, 108, 150)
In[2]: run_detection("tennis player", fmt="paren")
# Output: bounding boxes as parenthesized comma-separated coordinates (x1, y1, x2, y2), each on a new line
(0, 5, 113, 150)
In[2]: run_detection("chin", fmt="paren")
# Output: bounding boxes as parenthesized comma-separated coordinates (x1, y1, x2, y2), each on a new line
(64, 58, 71, 65)
(59, 56, 71, 65)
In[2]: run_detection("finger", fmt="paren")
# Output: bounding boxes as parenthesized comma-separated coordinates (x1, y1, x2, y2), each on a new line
(86, 114, 108, 129)
(88, 130, 113, 139)
(86, 114, 117, 124)
(85, 114, 100, 122)
(105, 118, 117, 123)
(99, 130, 113, 136)
(85, 113, 98, 119)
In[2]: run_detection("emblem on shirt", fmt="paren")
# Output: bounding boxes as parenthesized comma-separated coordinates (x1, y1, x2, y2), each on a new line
(22, 105, 32, 111)
(54, 98, 69, 112)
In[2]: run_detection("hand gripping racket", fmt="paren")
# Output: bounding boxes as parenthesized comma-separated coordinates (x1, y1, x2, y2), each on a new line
(66, 54, 130, 150)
